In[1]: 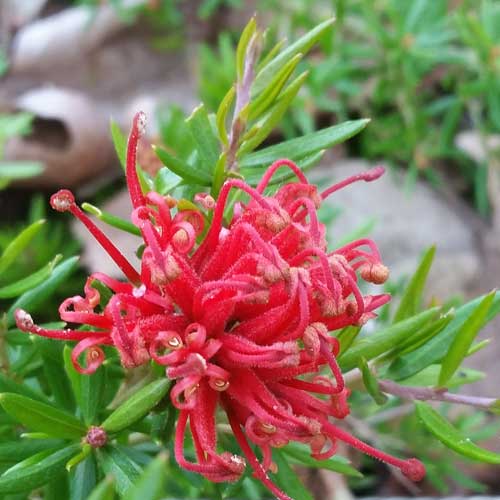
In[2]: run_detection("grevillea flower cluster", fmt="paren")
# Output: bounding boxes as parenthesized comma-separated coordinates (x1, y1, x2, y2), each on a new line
(15, 112, 425, 499)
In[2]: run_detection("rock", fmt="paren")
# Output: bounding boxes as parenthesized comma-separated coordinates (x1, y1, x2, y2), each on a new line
(4, 86, 115, 187)
(316, 159, 482, 299)
(455, 130, 500, 164)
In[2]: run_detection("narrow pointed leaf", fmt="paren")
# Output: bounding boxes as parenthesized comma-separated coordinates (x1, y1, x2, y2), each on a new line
(33, 337, 75, 412)
(71, 456, 98, 500)
(0, 373, 50, 404)
(0, 393, 86, 439)
(0, 254, 62, 299)
(257, 38, 286, 72)
(415, 401, 500, 464)
(249, 53, 303, 120)
(101, 378, 170, 433)
(87, 476, 115, 500)
(271, 448, 313, 500)
(7, 256, 79, 327)
(216, 86, 235, 146)
(394, 246, 436, 322)
(153, 166, 183, 195)
(44, 472, 69, 500)
(338, 307, 440, 372)
(236, 17, 257, 79)
(123, 453, 167, 500)
(358, 357, 388, 405)
(337, 325, 362, 355)
(254, 17, 335, 94)
(379, 311, 454, 365)
(240, 119, 370, 169)
(467, 338, 490, 356)
(97, 447, 142, 496)
(438, 291, 496, 386)
(399, 365, 484, 388)
(238, 71, 307, 156)
(110, 119, 127, 169)
(0, 162, 43, 180)
(186, 104, 220, 171)
(0, 220, 45, 275)
(0, 439, 64, 463)
(387, 291, 500, 380)
(153, 145, 211, 186)
(0, 444, 80, 493)
(82, 203, 141, 236)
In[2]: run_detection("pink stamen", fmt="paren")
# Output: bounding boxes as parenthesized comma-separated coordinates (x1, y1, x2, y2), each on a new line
(256, 158, 308, 193)
(50, 190, 140, 284)
(321, 166, 385, 200)
(226, 409, 292, 500)
(322, 421, 425, 481)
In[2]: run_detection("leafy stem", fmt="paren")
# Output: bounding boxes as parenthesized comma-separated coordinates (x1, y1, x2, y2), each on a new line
(226, 32, 261, 172)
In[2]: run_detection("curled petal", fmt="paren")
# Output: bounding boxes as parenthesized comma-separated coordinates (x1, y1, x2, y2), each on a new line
(71, 336, 109, 374)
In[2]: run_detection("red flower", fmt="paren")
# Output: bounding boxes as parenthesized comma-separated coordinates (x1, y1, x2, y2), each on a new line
(15, 112, 425, 499)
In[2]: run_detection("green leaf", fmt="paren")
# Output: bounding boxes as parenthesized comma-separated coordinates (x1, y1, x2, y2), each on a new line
(123, 453, 167, 500)
(186, 104, 220, 172)
(338, 307, 440, 372)
(387, 291, 500, 380)
(70, 456, 97, 500)
(248, 53, 303, 121)
(0, 444, 80, 494)
(101, 378, 170, 433)
(393, 246, 435, 322)
(98, 447, 141, 496)
(0, 162, 44, 180)
(337, 325, 362, 355)
(239, 71, 308, 156)
(0, 113, 33, 139)
(0, 439, 64, 463)
(379, 311, 455, 365)
(0, 254, 62, 299)
(467, 338, 490, 356)
(110, 120, 127, 169)
(254, 17, 335, 95)
(64, 344, 105, 425)
(415, 401, 500, 464)
(82, 203, 141, 236)
(7, 256, 79, 327)
(63, 345, 82, 407)
(153, 145, 212, 186)
(215, 86, 235, 146)
(44, 471, 69, 500)
(0, 220, 45, 275)
(33, 337, 75, 412)
(236, 17, 257, 79)
(0, 373, 50, 404)
(0, 393, 86, 439)
(399, 365, 484, 389)
(271, 449, 313, 500)
(239, 119, 370, 169)
(358, 357, 388, 405)
(87, 476, 115, 500)
(282, 442, 362, 477)
(438, 291, 496, 387)
(153, 167, 183, 195)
